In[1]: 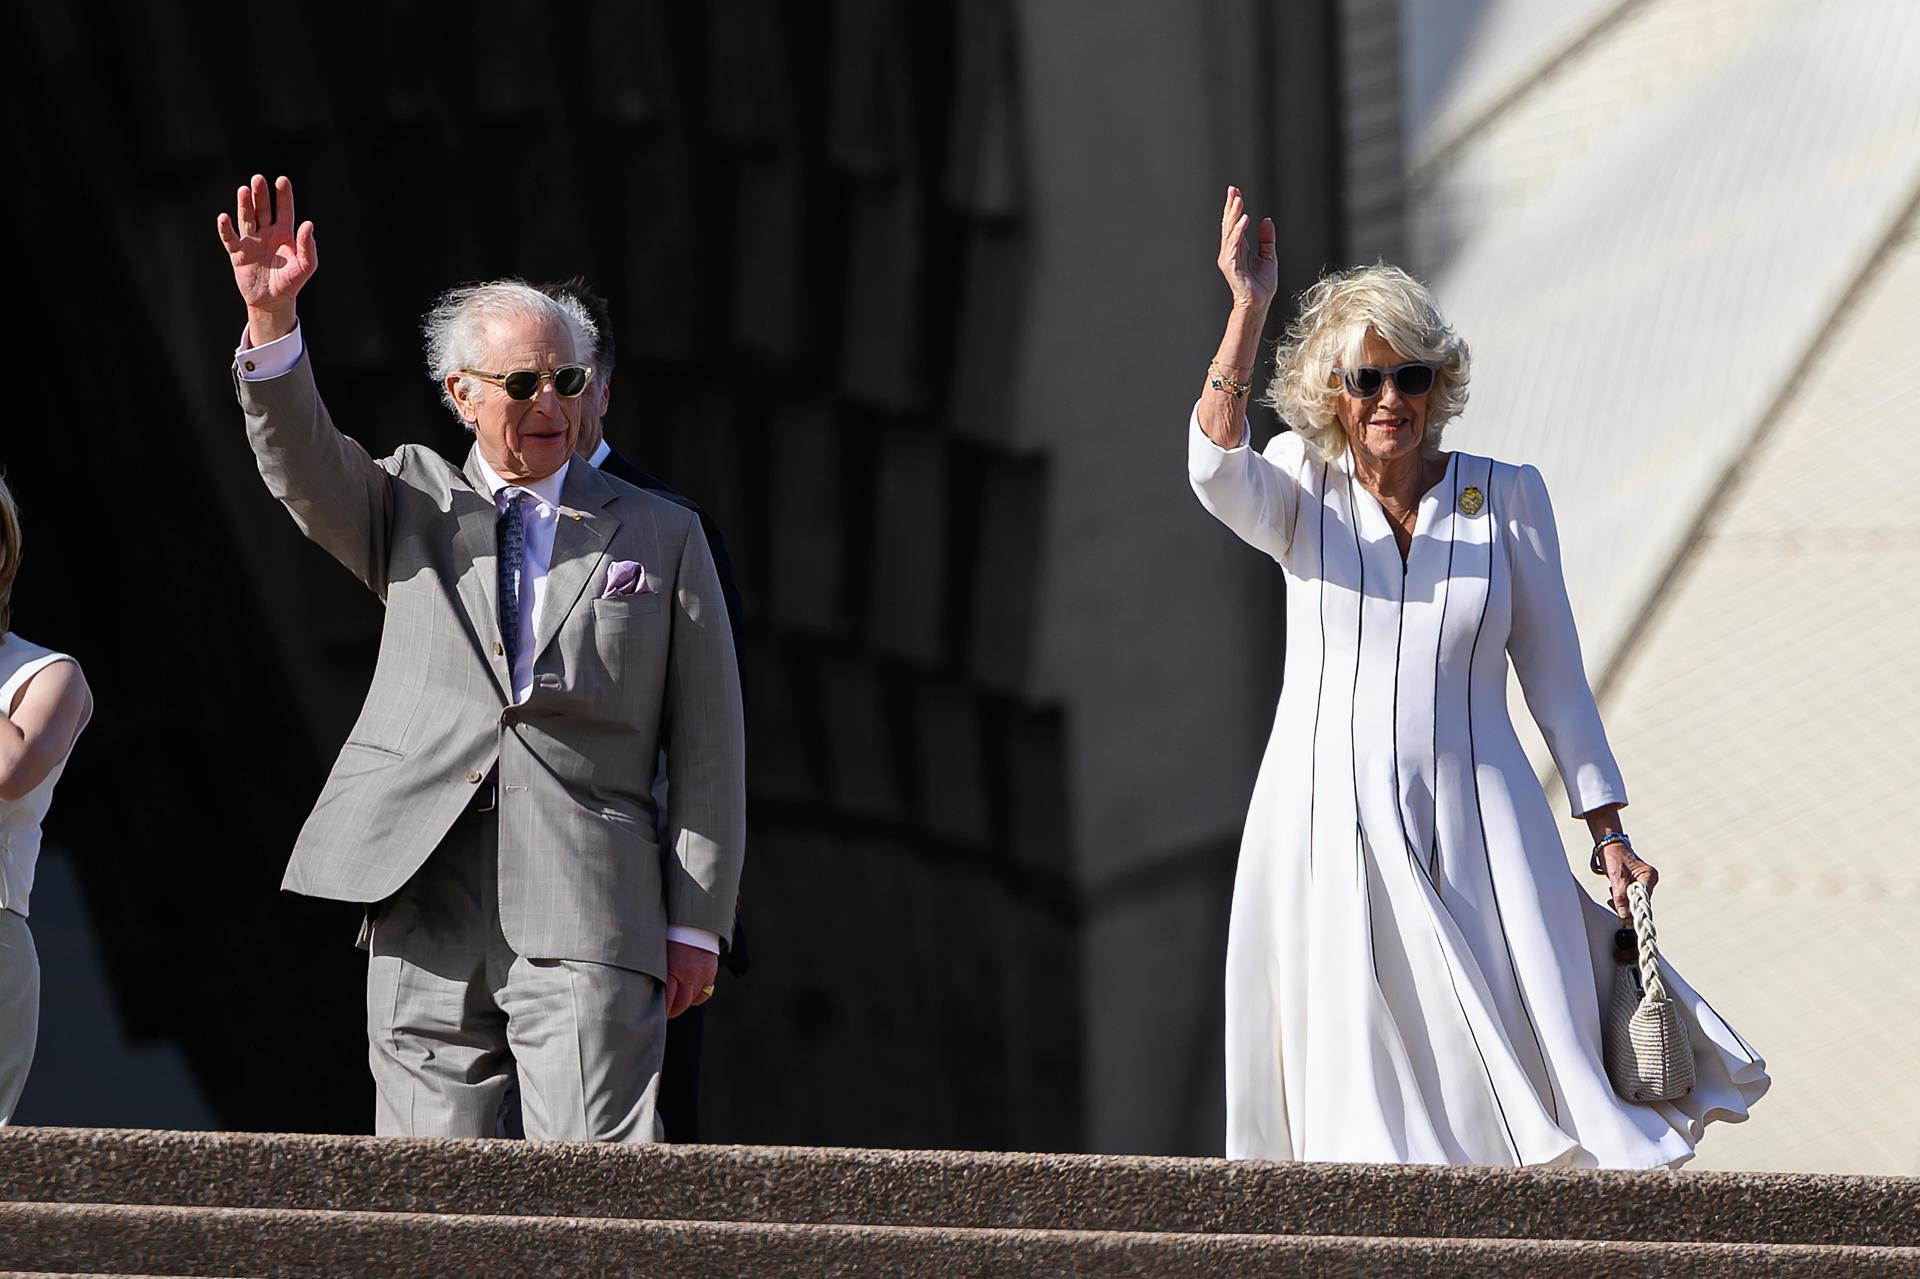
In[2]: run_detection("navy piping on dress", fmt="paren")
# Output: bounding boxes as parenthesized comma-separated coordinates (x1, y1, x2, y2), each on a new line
(1345, 466, 1382, 985)
(1430, 458, 1460, 883)
(1388, 499, 1431, 895)
(1697, 996, 1760, 1065)
(1467, 460, 1561, 1126)
(1345, 463, 1367, 875)
(1425, 905, 1524, 1163)
(1308, 460, 1330, 879)
(1360, 827, 1380, 983)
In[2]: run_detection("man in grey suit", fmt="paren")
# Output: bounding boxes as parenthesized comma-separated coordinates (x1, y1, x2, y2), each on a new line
(215, 174, 745, 1141)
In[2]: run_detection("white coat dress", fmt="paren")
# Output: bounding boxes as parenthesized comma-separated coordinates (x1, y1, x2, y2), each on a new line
(1189, 414, 1769, 1168)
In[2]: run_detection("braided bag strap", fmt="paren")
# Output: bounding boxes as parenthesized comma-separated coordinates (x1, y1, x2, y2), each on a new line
(1628, 881, 1668, 1003)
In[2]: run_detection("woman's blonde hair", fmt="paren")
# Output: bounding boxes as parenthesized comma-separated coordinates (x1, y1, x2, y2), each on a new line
(1262, 262, 1471, 460)
(0, 475, 19, 635)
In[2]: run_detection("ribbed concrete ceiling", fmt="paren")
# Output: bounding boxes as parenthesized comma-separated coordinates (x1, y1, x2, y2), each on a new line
(1408, 0, 1920, 684)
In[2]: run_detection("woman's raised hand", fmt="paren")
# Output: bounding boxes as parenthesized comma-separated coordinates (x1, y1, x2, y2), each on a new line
(1217, 186, 1277, 314)
(215, 174, 317, 345)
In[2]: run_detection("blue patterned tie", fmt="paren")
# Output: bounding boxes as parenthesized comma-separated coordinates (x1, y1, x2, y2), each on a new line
(497, 490, 530, 670)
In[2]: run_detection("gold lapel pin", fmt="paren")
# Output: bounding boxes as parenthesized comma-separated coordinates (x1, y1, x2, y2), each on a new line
(568, 512, 583, 521)
(1459, 486, 1484, 517)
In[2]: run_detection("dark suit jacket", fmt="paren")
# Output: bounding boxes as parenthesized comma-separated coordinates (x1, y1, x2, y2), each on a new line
(597, 444, 751, 976)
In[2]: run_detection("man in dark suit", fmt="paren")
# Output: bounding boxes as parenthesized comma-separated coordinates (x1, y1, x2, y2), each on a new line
(543, 279, 748, 1143)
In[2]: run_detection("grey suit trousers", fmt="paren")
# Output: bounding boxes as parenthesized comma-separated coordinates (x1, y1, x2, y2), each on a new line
(366, 808, 665, 1142)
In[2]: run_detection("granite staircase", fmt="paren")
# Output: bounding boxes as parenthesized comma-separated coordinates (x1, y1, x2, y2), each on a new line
(2, 1127, 1914, 1277)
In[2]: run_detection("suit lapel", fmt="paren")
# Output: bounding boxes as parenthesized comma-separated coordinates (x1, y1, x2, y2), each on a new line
(530, 459, 620, 669)
(456, 448, 512, 700)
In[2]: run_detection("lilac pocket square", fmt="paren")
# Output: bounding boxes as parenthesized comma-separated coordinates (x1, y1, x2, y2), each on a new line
(601, 560, 654, 599)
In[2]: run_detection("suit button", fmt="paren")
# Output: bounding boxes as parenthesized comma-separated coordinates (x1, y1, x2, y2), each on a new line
(493, 641, 504, 657)
(466, 770, 482, 784)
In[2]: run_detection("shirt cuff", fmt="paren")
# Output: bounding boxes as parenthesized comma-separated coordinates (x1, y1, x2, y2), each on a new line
(1189, 402, 1249, 481)
(1565, 767, 1628, 820)
(666, 925, 721, 954)
(235, 321, 305, 380)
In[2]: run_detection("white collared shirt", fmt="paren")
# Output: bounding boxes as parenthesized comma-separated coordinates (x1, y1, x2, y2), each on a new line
(471, 453, 568, 706)
(238, 328, 722, 957)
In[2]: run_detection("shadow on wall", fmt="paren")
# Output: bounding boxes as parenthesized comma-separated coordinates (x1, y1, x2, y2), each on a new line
(13, 848, 218, 1130)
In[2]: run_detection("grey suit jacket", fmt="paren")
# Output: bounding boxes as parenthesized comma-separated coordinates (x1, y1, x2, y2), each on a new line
(235, 350, 746, 980)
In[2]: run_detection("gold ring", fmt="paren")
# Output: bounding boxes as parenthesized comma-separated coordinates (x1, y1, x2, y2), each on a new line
(700, 985, 716, 998)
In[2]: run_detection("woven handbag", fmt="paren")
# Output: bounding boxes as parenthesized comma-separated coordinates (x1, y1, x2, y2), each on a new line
(1604, 880, 1696, 1102)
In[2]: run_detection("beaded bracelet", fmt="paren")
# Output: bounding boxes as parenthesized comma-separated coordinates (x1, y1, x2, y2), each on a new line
(1589, 830, 1633, 875)
(1208, 360, 1251, 398)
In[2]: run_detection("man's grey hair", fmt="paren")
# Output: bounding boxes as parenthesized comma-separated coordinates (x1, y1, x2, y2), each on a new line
(423, 279, 600, 423)
(1262, 262, 1471, 461)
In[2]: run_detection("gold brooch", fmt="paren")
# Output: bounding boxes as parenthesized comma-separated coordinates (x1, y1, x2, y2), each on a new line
(1458, 486, 1484, 516)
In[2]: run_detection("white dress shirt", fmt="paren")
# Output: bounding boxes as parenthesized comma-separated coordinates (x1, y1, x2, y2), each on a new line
(471, 454, 567, 706)
(237, 326, 720, 957)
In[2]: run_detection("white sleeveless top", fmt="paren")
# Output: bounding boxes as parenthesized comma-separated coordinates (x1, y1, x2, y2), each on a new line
(0, 634, 90, 916)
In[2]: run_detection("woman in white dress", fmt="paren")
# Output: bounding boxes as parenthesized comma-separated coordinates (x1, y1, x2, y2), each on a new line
(1192, 189, 1768, 1167)
(0, 475, 94, 1124)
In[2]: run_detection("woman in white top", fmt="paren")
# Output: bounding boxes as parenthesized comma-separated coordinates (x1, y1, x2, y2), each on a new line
(0, 475, 94, 1124)
(1192, 189, 1767, 1167)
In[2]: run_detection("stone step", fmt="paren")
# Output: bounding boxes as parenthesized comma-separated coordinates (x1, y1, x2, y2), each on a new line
(4, 1127, 1914, 1248)
(4, 1202, 1914, 1279)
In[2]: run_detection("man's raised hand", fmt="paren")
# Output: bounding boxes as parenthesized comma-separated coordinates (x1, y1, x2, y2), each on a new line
(216, 174, 317, 346)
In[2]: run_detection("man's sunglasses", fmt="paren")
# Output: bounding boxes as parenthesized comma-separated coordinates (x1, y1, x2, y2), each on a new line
(1331, 362, 1437, 399)
(462, 364, 595, 400)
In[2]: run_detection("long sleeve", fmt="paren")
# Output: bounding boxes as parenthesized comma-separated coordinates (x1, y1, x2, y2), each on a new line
(233, 341, 399, 598)
(660, 514, 748, 943)
(1187, 403, 1304, 563)
(1504, 463, 1627, 816)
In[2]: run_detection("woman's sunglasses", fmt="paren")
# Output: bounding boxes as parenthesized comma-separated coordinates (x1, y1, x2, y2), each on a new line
(1332, 362, 1437, 399)
(462, 364, 595, 400)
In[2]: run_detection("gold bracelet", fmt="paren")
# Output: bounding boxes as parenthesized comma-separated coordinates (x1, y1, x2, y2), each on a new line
(1208, 360, 1251, 398)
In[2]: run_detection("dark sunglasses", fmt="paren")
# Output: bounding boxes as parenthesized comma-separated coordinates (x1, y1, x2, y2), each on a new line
(462, 364, 595, 400)
(1331, 362, 1437, 399)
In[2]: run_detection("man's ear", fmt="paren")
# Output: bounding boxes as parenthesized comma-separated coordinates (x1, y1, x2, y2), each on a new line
(448, 374, 479, 423)
(595, 374, 613, 417)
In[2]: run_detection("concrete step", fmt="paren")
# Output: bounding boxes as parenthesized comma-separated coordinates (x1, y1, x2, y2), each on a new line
(3, 1127, 1913, 1248)
(4, 1202, 1915, 1279)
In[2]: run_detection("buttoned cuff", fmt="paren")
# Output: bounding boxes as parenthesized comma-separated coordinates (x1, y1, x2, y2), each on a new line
(235, 322, 305, 380)
(666, 925, 721, 954)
